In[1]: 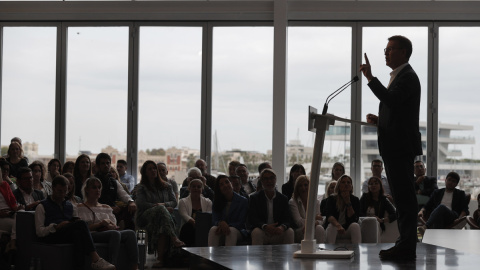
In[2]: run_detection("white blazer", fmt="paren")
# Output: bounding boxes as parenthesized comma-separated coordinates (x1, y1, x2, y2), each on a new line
(289, 197, 320, 228)
(178, 195, 212, 223)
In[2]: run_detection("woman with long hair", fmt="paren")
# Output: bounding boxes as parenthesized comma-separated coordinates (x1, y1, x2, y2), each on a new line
(135, 160, 183, 268)
(46, 158, 62, 182)
(324, 175, 361, 244)
(324, 162, 345, 196)
(282, 164, 306, 199)
(73, 154, 92, 198)
(359, 176, 396, 240)
(178, 179, 212, 246)
(29, 161, 52, 197)
(5, 141, 28, 178)
(208, 175, 248, 246)
(289, 175, 325, 243)
(64, 173, 82, 204)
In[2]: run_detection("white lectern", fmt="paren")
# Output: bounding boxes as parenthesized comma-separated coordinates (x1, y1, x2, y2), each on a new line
(293, 106, 374, 259)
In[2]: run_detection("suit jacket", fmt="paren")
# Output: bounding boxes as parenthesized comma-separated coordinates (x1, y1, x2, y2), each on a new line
(13, 188, 45, 210)
(247, 190, 291, 230)
(368, 64, 422, 158)
(424, 188, 469, 216)
(212, 192, 248, 231)
(415, 175, 438, 197)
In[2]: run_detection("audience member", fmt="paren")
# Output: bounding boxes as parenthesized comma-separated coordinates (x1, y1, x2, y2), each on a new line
(135, 160, 184, 268)
(46, 159, 62, 183)
(414, 160, 438, 200)
(252, 162, 272, 186)
(236, 164, 256, 195)
(77, 177, 139, 270)
(361, 159, 393, 202)
(30, 161, 52, 197)
(13, 167, 45, 211)
(208, 175, 248, 246)
(178, 179, 212, 246)
(110, 166, 131, 195)
(282, 164, 306, 199)
(320, 180, 337, 215)
(117, 160, 135, 193)
(289, 175, 325, 243)
(248, 169, 294, 245)
(418, 171, 469, 235)
(324, 175, 361, 244)
(64, 173, 82, 204)
(0, 166, 18, 244)
(34, 175, 115, 270)
(228, 161, 241, 176)
(6, 141, 28, 178)
(180, 167, 214, 201)
(73, 154, 92, 199)
(229, 175, 248, 199)
(0, 160, 16, 191)
(196, 159, 216, 190)
(360, 176, 397, 240)
(324, 162, 345, 196)
(62, 161, 75, 175)
(157, 162, 179, 202)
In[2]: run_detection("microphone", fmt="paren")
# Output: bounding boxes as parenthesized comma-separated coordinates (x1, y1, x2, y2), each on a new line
(321, 76, 359, 115)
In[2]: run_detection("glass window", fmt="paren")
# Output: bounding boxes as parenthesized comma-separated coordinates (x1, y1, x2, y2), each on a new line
(1, 27, 57, 161)
(361, 27, 428, 182)
(438, 27, 480, 195)
(138, 26, 202, 183)
(211, 26, 273, 176)
(65, 27, 129, 163)
(287, 26, 352, 193)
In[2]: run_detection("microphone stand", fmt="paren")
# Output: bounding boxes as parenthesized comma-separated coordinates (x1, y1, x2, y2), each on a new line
(321, 76, 359, 115)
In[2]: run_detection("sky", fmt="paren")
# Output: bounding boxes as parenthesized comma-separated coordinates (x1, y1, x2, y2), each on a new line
(1, 25, 479, 164)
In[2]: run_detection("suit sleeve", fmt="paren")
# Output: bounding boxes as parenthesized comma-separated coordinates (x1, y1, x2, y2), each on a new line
(368, 71, 420, 109)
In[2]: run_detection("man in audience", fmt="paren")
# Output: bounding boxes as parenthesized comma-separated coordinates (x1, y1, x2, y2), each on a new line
(13, 167, 44, 211)
(252, 162, 272, 186)
(414, 160, 438, 204)
(228, 161, 241, 176)
(417, 171, 468, 235)
(229, 175, 249, 199)
(180, 167, 214, 201)
(362, 159, 393, 202)
(157, 162, 179, 201)
(248, 169, 293, 245)
(236, 164, 256, 195)
(116, 159, 135, 193)
(182, 159, 216, 190)
(95, 153, 136, 229)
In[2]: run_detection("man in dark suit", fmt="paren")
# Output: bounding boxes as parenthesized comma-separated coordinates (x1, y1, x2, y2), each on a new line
(248, 168, 293, 245)
(13, 167, 45, 211)
(360, 35, 422, 260)
(418, 171, 468, 233)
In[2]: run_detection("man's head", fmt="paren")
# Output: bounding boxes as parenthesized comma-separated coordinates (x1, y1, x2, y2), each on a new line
(187, 167, 202, 179)
(260, 168, 277, 192)
(235, 164, 249, 184)
(195, 159, 207, 176)
(17, 167, 33, 193)
(0, 160, 11, 179)
(385, 35, 412, 70)
(51, 175, 69, 201)
(445, 171, 460, 191)
(95, 153, 111, 175)
(116, 160, 127, 176)
(258, 162, 272, 174)
(414, 160, 425, 177)
(228, 161, 240, 176)
(157, 162, 168, 179)
(229, 175, 242, 193)
(371, 159, 383, 177)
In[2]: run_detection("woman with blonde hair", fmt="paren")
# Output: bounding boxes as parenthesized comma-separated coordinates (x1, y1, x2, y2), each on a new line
(324, 175, 361, 244)
(289, 175, 325, 243)
(6, 141, 28, 178)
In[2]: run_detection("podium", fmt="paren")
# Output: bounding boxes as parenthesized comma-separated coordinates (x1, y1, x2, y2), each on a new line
(293, 106, 375, 259)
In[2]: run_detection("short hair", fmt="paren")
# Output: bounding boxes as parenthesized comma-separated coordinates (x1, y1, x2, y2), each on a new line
(18, 167, 32, 179)
(95, 153, 111, 165)
(446, 171, 460, 183)
(0, 159, 11, 173)
(371, 159, 383, 167)
(52, 175, 69, 188)
(414, 160, 425, 166)
(229, 161, 240, 167)
(187, 167, 202, 177)
(260, 168, 276, 180)
(235, 164, 248, 174)
(258, 162, 271, 174)
(117, 159, 127, 166)
(82, 177, 102, 198)
(388, 35, 413, 60)
(157, 162, 167, 167)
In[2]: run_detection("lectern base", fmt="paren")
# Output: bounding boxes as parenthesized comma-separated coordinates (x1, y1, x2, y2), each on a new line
(293, 249, 354, 259)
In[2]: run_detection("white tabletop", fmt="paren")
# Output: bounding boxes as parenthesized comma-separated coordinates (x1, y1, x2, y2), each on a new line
(422, 229, 480, 255)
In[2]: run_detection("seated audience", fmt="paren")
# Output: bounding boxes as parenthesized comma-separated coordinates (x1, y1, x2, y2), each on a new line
(13, 167, 45, 211)
(135, 160, 184, 268)
(62, 161, 75, 175)
(229, 175, 248, 199)
(361, 159, 393, 202)
(182, 159, 216, 190)
(46, 159, 62, 182)
(73, 154, 92, 199)
(360, 176, 396, 240)
(35, 175, 115, 270)
(320, 180, 337, 215)
(178, 179, 212, 246)
(6, 141, 28, 178)
(414, 160, 438, 200)
(180, 167, 214, 201)
(117, 159, 135, 193)
(228, 161, 241, 177)
(30, 161, 52, 197)
(289, 175, 325, 243)
(324, 175, 361, 244)
(282, 164, 306, 199)
(64, 173, 82, 204)
(77, 177, 139, 270)
(248, 169, 294, 245)
(157, 162, 179, 202)
(0, 159, 16, 191)
(252, 162, 272, 187)
(236, 164, 256, 195)
(208, 175, 248, 246)
(418, 171, 469, 235)
(324, 162, 345, 196)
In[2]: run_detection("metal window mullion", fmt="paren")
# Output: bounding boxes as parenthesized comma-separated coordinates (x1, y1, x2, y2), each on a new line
(56, 23, 67, 162)
(428, 23, 439, 176)
(352, 22, 362, 196)
(201, 23, 212, 171)
(127, 23, 139, 182)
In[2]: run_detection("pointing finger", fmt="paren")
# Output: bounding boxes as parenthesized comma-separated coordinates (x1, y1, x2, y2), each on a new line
(364, 53, 370, 65)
